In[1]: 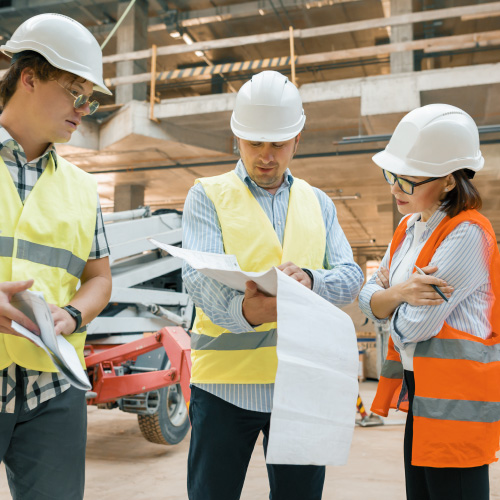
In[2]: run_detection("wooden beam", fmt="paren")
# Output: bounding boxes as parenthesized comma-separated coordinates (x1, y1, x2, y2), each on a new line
(99, 2, 500, 64)
(298, 30, 500, 65)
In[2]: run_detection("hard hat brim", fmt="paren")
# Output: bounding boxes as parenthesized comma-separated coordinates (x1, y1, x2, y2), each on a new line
(372, 149, 484, 177)
(231, 114, 305, 143)
(1, 43, 112, 96)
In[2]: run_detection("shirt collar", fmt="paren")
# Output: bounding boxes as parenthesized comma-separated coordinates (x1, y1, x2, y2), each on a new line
(0, 125, 58, 169)
(235, 159, 294, 191)
(405, 208, 447, 233)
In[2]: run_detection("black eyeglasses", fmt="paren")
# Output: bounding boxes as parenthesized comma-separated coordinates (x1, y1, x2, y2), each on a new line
(383, 170, 440, 195)
(57, 81, 99, 115)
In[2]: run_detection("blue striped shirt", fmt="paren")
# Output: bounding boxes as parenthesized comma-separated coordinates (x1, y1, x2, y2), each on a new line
(359, 209, 493, 355)
(182, 160, 363, 412)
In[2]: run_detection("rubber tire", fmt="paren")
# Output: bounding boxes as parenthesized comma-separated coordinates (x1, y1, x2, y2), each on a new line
(137, 385, 189, 445)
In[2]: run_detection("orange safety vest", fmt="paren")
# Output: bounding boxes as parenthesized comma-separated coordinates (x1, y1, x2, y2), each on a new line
(371, 209, 500, 468)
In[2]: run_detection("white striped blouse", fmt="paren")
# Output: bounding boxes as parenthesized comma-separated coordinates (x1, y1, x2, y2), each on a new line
(359, 209, 493, 357)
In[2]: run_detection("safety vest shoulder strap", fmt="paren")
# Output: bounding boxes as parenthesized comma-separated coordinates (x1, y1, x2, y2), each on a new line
(388, 214, 412, 268)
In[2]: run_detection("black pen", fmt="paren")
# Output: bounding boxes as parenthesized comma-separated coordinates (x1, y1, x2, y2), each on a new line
(414, 265, 449, 302)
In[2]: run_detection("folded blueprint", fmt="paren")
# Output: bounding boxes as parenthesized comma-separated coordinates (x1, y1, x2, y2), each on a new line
(10, 291, 92, 391)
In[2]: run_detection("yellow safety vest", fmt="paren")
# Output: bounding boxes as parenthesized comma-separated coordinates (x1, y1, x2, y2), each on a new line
(190, 170, 326, 384)
(0, 154, 97, 371)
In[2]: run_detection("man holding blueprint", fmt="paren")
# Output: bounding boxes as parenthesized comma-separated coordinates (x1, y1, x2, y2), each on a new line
(0, 14, 112, 500)
(183, 70, 363, 500)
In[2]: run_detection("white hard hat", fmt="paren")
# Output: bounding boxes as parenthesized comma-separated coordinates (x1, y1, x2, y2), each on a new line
(231, 70, 305, 142)
(0, 13, 112, 95)
(372, 104, 483, 177)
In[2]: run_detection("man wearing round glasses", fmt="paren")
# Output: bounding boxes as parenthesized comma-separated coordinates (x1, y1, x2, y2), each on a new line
(0, 14, 112, 500)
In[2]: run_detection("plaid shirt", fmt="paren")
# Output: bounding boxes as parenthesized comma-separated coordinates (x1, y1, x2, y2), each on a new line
(0, 125, 110, 412)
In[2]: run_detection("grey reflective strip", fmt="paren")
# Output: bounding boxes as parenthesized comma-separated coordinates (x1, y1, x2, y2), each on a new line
(191, 329, 277, 351)
(380, 359, 404, 379)
(0, 236, 14, 257)
(414, 396, 500, 423)
(16, 240, 86, 279)
(416, 338, 500, 364)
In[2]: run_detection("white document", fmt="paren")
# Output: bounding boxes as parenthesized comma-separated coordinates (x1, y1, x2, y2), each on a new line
(10, 291, 92, 391)
(266, 271, 359, 465)
(149, 241, 359, 465)
(149, 240, 278, 295)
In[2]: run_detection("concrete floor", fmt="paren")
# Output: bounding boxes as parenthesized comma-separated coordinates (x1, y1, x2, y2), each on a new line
(1, 381, 499, 499)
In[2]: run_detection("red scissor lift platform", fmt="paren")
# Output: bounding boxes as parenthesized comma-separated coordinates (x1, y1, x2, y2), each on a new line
(85, 327, 192, 445)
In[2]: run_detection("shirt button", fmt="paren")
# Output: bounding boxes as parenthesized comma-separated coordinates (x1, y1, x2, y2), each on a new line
(277, 221, 281, 225)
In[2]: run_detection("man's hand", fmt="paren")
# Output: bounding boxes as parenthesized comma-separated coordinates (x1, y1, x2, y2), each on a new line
(277, 261, 313, 289)
(48, 304, 77, 336)
(0, 280, 40, 337)
(242, 281, 277, 326)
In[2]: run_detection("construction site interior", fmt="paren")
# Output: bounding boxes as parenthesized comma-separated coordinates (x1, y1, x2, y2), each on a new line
(1, 0, 500, 498)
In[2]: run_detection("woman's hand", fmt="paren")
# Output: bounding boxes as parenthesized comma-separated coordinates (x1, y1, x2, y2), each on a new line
(395, 265, 454, 307)
(375, 266, 390, 289)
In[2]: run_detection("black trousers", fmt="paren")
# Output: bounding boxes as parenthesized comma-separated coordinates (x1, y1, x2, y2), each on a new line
(0, 368, 87, 500)
(187, 385, 325, 500)
(404, 370, 489, 500)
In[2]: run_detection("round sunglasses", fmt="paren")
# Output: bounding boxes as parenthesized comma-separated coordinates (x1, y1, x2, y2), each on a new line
(383, 169, 440, 195)
(57, 81, 99, 115)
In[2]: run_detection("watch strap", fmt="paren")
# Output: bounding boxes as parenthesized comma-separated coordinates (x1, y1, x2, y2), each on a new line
(301, 268, 315, 289)
(63, 305, 82, 334)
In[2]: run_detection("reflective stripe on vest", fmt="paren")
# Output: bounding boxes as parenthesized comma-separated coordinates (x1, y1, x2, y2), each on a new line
(371, 209, 500, 467)
(1, 236, 86, 278)
(0, 236, 14, 257)
(413, 397, 500, 423)
(16, 239, 87, 278)
(190, 170, 326, 384)
(380, 358, 404, 379)
(191, 329, 277, 351)
(417, 337, 500, 363)
(0, 155, 97, 371)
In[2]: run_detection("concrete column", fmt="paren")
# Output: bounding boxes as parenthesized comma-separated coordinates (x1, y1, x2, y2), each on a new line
(353, 249, 368, 284)
(358, 254, 369, 285)
(390, 0, 413, 74)
(115, 0, 148, 104)
(114, 184, 145, 212)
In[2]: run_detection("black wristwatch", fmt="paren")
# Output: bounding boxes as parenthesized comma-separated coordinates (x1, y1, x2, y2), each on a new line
(63, 305, 82, 333)
(301, 268, 314, 289)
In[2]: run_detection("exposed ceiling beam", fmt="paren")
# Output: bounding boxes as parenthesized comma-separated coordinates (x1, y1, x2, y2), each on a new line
(86, 0, 360, 37)
(99, 30, 500, 88)
(96, 2, 500, 64)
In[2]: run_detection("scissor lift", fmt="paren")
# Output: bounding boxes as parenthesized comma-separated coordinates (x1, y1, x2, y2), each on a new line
(84, 208, 194, 445)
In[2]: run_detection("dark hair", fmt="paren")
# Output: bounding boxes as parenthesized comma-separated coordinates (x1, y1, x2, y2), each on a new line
(0, 51, 84, 111)
(440, 169, 482, 218)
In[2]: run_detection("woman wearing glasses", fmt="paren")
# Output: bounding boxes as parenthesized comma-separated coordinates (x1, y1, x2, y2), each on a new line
(359, 104, 499, 500)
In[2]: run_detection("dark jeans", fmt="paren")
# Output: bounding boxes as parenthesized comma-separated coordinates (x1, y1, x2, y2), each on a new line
(404, 370, 489, 500)
(187, 385, 325, 500)
(0, 369, 87, 500)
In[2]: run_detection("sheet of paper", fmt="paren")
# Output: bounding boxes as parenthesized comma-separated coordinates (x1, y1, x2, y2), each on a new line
(149, 240, 278, 295)
(266, 271, 359, 465)
(150, 239, 240, 271)
(10, 291, 91, 391)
